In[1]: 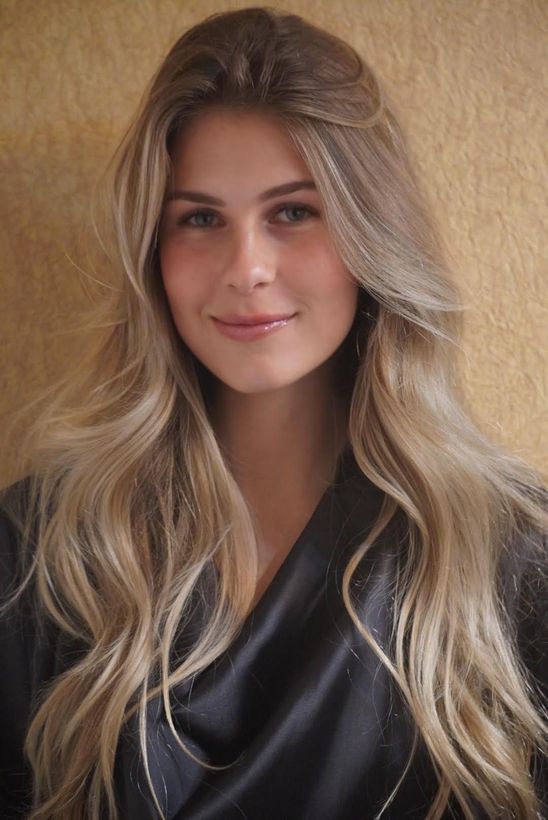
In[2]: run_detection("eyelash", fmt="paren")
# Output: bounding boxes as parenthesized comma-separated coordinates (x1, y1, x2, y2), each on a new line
(176, 203, 318, 229)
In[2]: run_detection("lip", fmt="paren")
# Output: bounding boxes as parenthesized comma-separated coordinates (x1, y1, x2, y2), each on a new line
(212, 313, 296, 341)
(215, 313, 295, 325)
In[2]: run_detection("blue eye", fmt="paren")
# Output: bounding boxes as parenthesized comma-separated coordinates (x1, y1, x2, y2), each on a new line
(275, 205, 316, 223)
(179, 209, 220, 228)
(176, 203, 318, 229)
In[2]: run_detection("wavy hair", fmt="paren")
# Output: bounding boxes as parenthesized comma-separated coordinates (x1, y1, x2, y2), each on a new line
(2, 7, 547, 819)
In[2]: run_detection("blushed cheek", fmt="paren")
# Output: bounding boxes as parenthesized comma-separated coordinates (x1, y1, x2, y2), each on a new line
(330, 280, 359, 336)
(160, 249, 191, 301)
(159, 261, 188, 325)
(320, 263, 358, 310)
(160, 244, 217, 302)
(158, 248, 176, 289)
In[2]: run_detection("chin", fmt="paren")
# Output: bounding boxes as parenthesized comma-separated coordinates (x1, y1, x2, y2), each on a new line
(218, 375, 292, 395)
(212, 363, 310, 396)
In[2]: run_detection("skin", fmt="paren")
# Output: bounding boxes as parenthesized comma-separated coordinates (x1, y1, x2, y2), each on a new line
(159, 108, 358, 605)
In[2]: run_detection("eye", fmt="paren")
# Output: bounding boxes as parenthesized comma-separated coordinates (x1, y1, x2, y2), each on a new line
(174, 203, 318, 230)
(177, 209, 221, 229)
(273, 204, 317, 224)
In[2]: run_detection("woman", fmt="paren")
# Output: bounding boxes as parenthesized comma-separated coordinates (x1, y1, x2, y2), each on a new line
(1, 7, 546, 820)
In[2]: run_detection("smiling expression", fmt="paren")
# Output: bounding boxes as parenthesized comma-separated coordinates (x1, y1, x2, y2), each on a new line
(158, 108, 358, 396)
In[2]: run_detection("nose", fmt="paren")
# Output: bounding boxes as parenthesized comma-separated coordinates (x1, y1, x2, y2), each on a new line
(221, 224, 277, 293)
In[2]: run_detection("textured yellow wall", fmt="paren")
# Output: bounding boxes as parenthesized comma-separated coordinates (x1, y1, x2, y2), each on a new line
(1, 0, 546, 486)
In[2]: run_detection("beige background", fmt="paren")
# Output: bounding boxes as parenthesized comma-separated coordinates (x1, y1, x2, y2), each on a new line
(1, 0, 547, 487)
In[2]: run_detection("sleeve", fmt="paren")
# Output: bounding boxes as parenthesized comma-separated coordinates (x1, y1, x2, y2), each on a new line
(0, 481, 42, 818)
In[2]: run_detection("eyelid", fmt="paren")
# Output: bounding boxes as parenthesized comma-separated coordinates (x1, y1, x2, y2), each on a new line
(175, 201, 319, 228)
(274, 204, 320, 227)
(274, 201, 318, 215)
(177, 208, 222, 227)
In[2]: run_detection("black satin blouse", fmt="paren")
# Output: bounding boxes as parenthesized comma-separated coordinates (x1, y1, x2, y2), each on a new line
(1, 449, 547, 819)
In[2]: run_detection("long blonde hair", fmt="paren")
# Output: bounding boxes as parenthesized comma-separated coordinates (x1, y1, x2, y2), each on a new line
(2, 7, 547, 819)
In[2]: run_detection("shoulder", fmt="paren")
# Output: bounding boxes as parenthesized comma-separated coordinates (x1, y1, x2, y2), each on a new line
(499, 520, 548, 701)
(0, 474, 52, 688)
(0, 474, 65, 711)
(0, 475, 60, 669)
(0, 475, 37, 599)
(0, 476, 44, 815)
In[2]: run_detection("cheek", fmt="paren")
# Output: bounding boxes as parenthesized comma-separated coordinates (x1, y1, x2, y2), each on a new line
(297, 244, 358, 318)
(160, 247, 208, 313)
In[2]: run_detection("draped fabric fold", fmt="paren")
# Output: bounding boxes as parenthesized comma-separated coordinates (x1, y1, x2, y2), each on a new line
(113, 449, 438, 819)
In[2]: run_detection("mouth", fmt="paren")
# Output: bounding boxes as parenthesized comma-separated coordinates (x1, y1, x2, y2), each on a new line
(211, 313, 297, 341)
(214, 313, 296, 326)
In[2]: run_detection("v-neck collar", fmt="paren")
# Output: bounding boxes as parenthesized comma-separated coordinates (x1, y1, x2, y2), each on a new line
(242, 443, 384, 627)
(175, 444, 385, 684)
(114, 448, 393, 818)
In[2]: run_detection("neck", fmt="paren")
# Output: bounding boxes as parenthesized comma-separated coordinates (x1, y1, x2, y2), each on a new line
(210, 365, 348, 504)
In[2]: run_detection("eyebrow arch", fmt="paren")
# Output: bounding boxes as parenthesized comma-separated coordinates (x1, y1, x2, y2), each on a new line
(165, 179, 317, 206)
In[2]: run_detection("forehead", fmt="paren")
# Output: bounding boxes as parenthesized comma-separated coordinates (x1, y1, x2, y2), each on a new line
(169, 108, 312, 184)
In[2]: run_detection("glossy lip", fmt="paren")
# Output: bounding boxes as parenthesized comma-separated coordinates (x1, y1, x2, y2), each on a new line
(212, 313, 296, 341)
(214, 313, 295, 325)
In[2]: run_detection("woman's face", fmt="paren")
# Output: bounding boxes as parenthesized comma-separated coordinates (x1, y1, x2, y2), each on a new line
(158, 108, 358, 395)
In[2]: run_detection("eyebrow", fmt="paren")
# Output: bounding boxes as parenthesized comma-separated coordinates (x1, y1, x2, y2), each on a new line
(165, 179, 317, 206)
